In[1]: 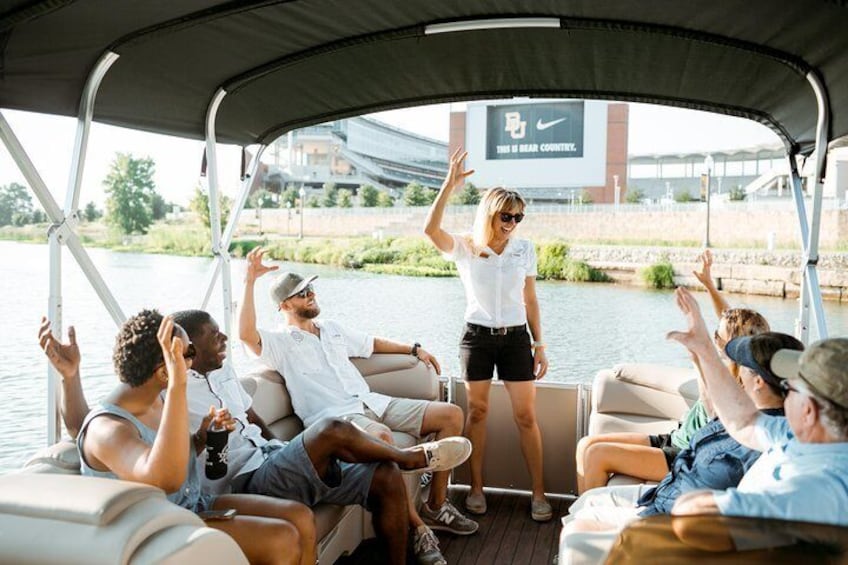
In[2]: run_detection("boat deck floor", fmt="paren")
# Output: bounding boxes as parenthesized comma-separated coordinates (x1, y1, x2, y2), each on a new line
(336, 486, 574, 565)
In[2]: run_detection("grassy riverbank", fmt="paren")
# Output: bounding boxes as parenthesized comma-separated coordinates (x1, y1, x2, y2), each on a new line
(1, 220, 607, 282)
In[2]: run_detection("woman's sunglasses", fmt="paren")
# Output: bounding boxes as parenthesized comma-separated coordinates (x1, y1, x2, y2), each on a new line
(499, 212, 525, 224)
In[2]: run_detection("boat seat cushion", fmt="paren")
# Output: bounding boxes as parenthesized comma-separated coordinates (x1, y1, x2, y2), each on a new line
(19, 440, 81, 475)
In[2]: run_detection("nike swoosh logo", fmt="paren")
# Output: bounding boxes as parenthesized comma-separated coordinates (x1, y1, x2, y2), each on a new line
(536, 117, 566, 130)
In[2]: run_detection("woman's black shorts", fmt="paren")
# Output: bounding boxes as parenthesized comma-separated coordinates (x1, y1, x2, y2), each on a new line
(649, 433, 681, 469)
(459, 323, 534, 382)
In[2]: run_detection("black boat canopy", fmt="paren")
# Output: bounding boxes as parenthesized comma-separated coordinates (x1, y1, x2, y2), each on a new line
(1, 1, 846, 152)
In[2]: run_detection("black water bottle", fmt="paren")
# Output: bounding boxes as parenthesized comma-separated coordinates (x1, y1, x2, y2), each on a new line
(205, 427, 229, 480)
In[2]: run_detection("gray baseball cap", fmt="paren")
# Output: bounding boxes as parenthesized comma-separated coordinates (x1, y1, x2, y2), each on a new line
(771, 338, 848, 409)
(269, 272, 318, 305)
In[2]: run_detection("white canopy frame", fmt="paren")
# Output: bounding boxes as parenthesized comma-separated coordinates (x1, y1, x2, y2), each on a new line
(0, 16, 833, 445)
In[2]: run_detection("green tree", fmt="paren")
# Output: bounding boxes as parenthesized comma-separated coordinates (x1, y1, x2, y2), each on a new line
(451, 182, 481, 205)
(322, 182, 338, 207)
(83, 201, 102, 222)
(190, 186, 232, 229)
(403, 182, 433, 206)
(338, 189, 353, 208)
(150, 193, 168, 220)
(359, 184, 379, 207)
(625, 189, 645, 204)
(281, 184, 299, 208)
(104, 153, 157, 234)
(249, 188, 276, 209)
(307, 195, 322, 208)
(376, 191, 395, 208)
(0, 182, 34, 226)
(579, 189, 594, 204)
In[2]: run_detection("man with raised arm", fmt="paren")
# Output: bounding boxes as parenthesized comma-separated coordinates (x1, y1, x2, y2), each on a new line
(668, 287, 848, 525)
(40, 312, 472, 565)
(239, 247, 480, 565)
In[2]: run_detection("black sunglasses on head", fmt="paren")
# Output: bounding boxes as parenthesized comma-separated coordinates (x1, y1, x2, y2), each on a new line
(288, 284, 314, 300)
(499, 212, 525, 224)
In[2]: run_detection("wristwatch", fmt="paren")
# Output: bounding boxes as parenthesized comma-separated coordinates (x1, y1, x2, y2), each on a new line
(411, 342, 421, 357)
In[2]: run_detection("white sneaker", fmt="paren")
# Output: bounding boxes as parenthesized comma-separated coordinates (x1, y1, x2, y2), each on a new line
(403, 436, 472, 473)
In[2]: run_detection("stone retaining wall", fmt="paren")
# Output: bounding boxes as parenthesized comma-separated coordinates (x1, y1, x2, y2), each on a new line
(570, 245, 848, 302)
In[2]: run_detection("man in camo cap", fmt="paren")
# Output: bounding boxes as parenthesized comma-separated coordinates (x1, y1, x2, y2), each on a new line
(668, 287, 848, 527)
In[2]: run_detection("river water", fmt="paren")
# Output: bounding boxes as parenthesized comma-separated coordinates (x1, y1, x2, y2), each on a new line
(1, 240, 844, 472)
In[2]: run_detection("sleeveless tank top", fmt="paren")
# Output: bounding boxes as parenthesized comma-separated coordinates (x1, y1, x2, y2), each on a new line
(77, 402, 214, 512)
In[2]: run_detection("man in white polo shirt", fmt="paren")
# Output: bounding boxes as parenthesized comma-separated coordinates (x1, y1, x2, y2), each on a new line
(239, 247, 479, 565)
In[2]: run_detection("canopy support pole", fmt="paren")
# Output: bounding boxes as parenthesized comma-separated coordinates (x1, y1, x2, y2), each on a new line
(203, 88, 237, 358)
(0, 51, 123, 444)
(793, 71, 830, 342)
(200, 144, 266, 314)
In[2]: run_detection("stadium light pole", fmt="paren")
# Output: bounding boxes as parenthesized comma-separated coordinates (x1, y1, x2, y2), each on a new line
(298, 186, 306, 240)
(704, 154, 714, 248)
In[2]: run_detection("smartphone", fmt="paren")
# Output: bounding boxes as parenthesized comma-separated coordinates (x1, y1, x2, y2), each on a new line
(198, 508, 237, 521)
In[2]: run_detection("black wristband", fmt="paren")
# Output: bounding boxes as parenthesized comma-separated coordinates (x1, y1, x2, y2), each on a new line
(411, 342, 421, 357)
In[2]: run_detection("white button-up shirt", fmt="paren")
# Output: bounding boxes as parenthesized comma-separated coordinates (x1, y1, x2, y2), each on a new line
(186, 364, 270, 494)
(257, 320, 390, 428)
(445, 234, 537, 328)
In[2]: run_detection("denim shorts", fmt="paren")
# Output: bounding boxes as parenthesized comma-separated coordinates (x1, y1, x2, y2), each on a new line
(240, 433, 378, 510)
(459, 323, 534, 382)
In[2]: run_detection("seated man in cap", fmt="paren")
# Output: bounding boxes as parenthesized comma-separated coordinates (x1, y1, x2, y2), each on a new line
(668, 287, 848, 526)
(239, 247, 479, 564)
(563, 329, 799, 533)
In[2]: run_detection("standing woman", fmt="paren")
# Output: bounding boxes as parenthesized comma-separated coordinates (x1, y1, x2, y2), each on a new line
(424, 148, 551, 522)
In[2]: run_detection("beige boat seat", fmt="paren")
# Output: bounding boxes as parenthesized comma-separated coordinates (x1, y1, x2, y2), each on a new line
(0, 473, 246, 564)
(15, 353, 439, 564)
(242, 353, 440, 561)
(559, 363, 699, 564)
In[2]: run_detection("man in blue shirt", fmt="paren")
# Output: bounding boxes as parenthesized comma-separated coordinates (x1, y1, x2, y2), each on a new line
(669, 287, 848, 526)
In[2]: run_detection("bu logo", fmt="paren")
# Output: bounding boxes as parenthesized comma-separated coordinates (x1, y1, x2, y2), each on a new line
(504, 112, 526, 139)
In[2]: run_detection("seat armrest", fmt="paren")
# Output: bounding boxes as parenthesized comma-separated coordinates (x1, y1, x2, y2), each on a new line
(0, 474, 164, 526)
(354, 355, 439, 401)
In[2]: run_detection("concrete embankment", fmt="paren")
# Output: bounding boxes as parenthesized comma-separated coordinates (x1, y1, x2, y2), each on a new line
(570, 246, 848, 302)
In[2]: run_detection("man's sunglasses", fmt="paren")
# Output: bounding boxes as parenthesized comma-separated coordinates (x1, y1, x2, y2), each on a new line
(779, 380, 799, 396)
(499, 212, 525, 224)
(156, 342, 196, 369)
(288, 284, 314, 300)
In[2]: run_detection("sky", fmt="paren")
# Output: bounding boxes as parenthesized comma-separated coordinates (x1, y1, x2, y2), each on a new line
(0, 101, 781, 208)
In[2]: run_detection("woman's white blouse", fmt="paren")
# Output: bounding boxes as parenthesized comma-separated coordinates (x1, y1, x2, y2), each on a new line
(445, 234, 537, 328)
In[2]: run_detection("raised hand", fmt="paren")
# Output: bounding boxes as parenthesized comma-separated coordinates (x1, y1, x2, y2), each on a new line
(692, 249, 715, 288)
(157, 316, 187, 388)
(666, 288, 713, 357)
(245, 246, 279, 283)
(38, 316, 81, 380)
(442, 147, 475, 192)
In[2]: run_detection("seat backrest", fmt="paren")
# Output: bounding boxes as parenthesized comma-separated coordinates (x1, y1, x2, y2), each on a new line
(588, 363, 698, 437)
(241, 353, 439, 439)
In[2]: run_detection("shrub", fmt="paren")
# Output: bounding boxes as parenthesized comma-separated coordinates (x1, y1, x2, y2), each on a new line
(625, 189, 645, 204)
(536, 241, 570, 279)
(641, 260, 676, 289)
(674, 190, 693, 203)
(729, 185, 747, 201)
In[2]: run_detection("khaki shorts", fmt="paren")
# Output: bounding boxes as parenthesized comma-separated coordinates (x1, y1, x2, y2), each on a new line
(344, 398, 430, 439)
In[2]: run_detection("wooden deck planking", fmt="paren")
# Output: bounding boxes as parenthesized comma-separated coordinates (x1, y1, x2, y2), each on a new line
(335, 488, 569, 565)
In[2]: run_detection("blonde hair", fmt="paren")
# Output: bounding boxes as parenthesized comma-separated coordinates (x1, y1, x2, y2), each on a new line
(471, 187, 526, 249)
(720, 308, 770, 384)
